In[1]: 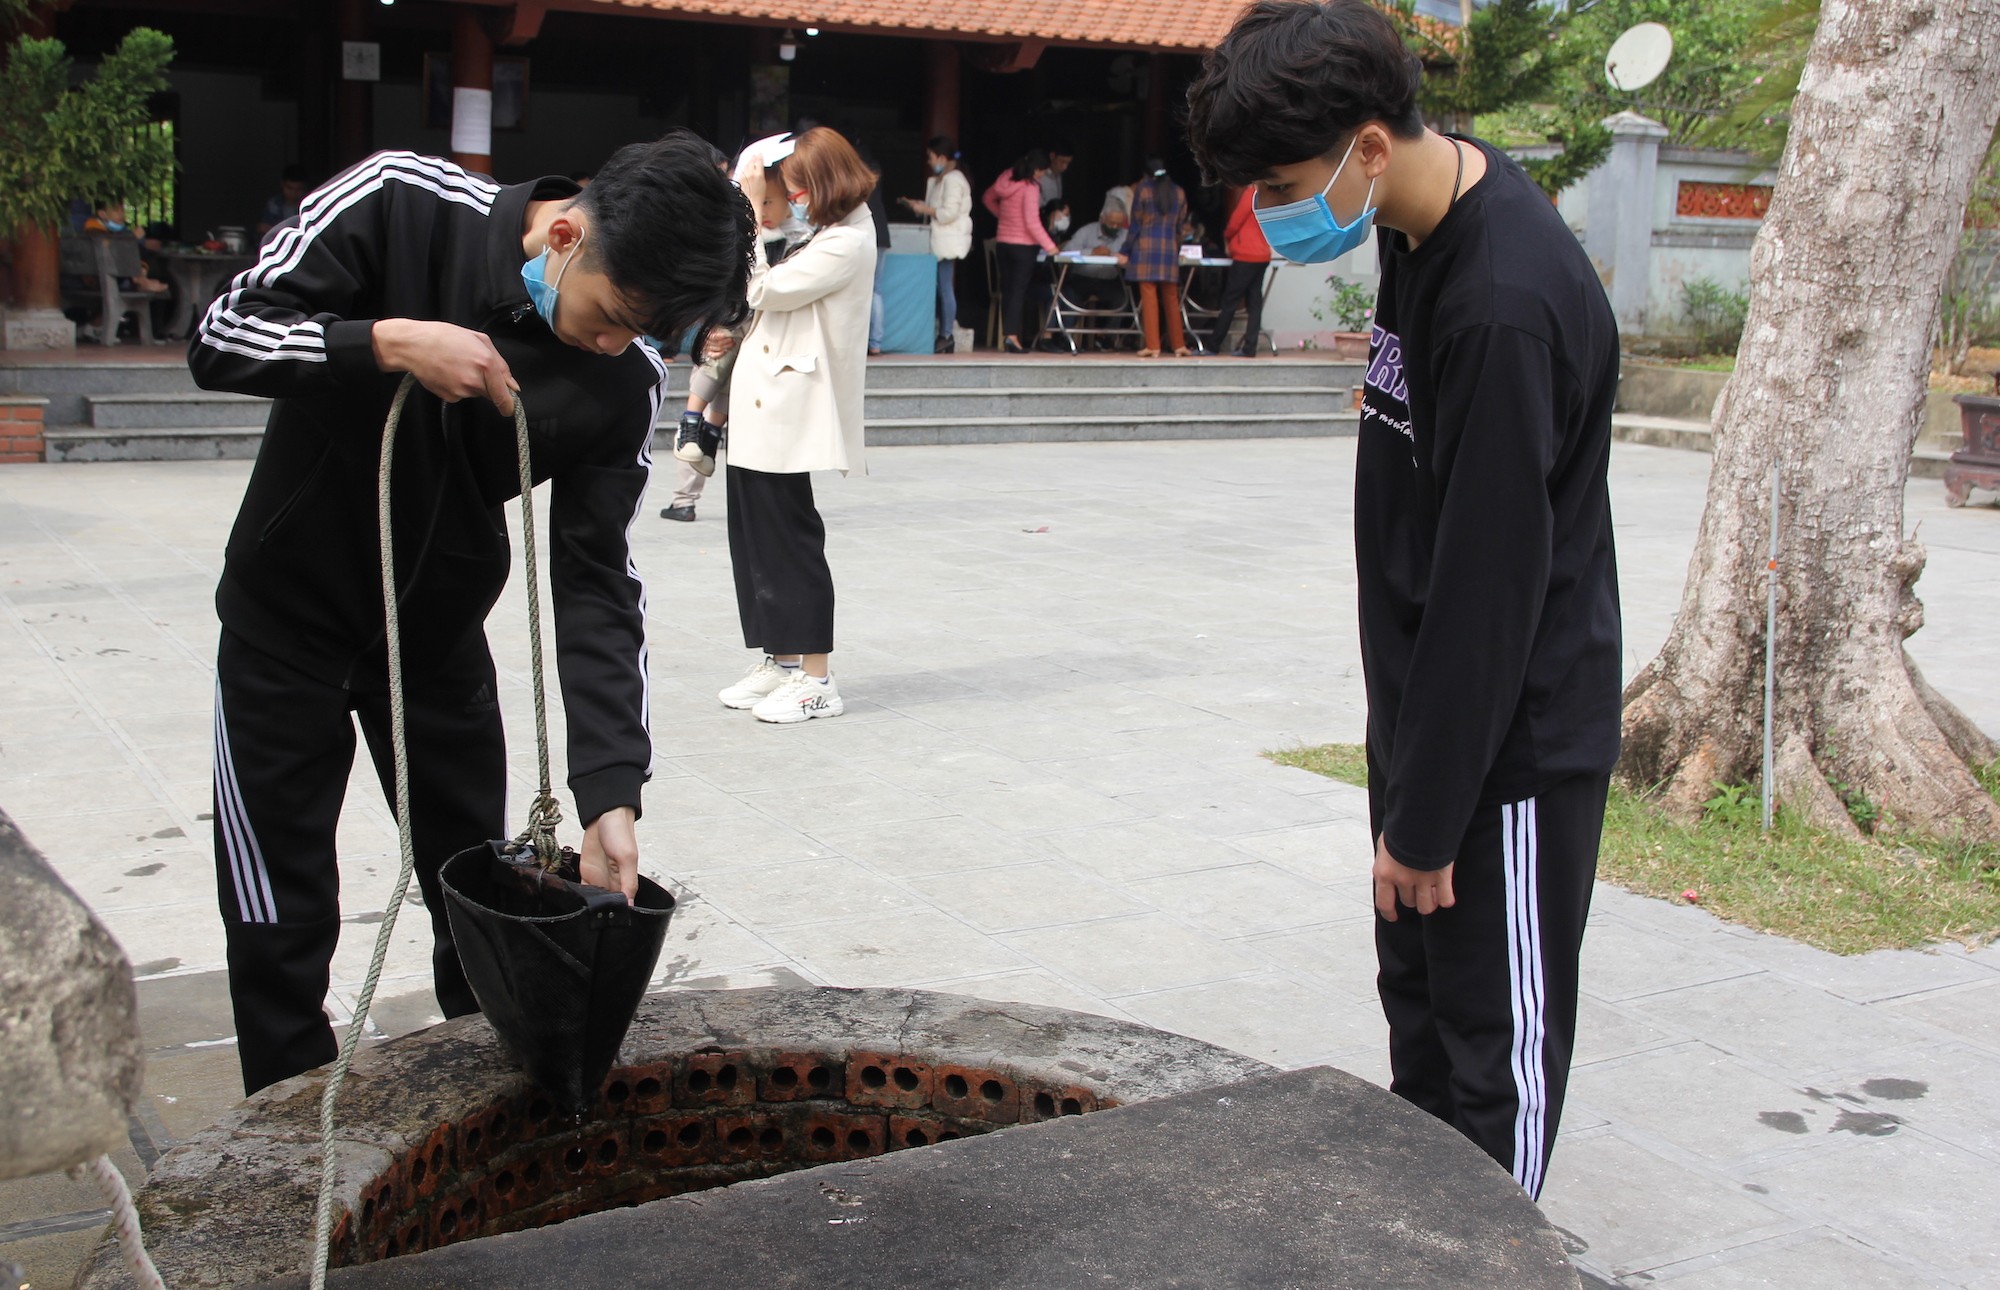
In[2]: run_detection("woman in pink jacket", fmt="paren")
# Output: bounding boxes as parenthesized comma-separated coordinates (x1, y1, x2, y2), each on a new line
(983, 149, 1058, 353)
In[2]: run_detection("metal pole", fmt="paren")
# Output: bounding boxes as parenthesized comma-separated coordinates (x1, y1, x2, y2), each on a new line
(1762, 461, 1778, 831)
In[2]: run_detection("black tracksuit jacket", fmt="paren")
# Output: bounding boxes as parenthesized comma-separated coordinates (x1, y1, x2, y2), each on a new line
(1357, 141, 1623, 871)
(189, 151, 668, 827)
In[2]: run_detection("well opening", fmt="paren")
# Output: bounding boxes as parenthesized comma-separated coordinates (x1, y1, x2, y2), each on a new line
(334, 1045, 1115, 1268)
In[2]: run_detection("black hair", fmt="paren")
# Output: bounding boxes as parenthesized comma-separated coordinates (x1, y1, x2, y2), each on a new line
(1010, 148, 1051, 182)
(925, 135, 957, 159)
(573, 129, 757, 339)
(1185, 0, 1424, 188)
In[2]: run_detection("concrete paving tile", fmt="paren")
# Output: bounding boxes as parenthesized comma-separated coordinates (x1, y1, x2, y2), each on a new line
(651, 907, 794, 984)
(1797, 1043, 2000, 1165)
(904, 862, 1151, 933)
(1708, 930, 1995, 1004)
(1537, 1133, 1796, 1276)
(639, 810, 833, 876)
(759, 908, 1029, 988)
(812, 816, 1049, 879)
(936, 779, 1145, 833)
(0, 768, 165, 821)
(1749, 1130, 2000, 1282)
(685, 857, 926, 929)
(961, 714, 1140, 762)
(1129, 862, 1359, 939)
(1238, 916, 1380, 999)
(92, 898, 230, 976)
(1325, 1040, 1394, 1089)
(133, 967, 236, 1051)
(1882, 981, 2000, 1053)
(1639, 1231, 1952, 1288)
(1040, 819, 1259, 883)
(1001, 913, 1264, 996)
(1116, 973, 1390, 1069)
(1036, 747, 1220, 797)
(1628, 974, 1937, 1076)
(1579, 914, 1763, 1002)
(859, 745, 1060, 798)
(1567, 1042, 1837, 1165)
(739, 777, 951, 834)
(1115, 775, 1345, 838)
(0, 1227, 109, 1290)
(1571, 993, 1684, 1066)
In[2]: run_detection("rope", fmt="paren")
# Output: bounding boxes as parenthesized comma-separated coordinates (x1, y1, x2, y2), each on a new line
(309, 377, 558, 1289)
(69, 1154, 165, 1290)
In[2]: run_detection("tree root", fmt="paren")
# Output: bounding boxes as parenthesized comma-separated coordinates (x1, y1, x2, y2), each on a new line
(1906, 651, 1997, 768)
(1774, 734, 1862, 839)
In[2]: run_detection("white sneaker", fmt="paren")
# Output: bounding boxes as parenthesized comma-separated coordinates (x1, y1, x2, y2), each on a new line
(719, 655, 789, 709)
(752, 672, 844, 724)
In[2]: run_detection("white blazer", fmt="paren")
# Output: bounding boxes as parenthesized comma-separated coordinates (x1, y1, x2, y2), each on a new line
(726, 204, 877, 476)
(925, 167, 973, 261)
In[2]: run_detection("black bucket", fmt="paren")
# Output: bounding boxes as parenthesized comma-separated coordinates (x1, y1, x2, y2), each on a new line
(440, 841, 675, 1114)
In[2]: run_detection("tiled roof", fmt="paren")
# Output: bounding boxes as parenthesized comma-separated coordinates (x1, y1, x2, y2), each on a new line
(597, 0, 1265, 52)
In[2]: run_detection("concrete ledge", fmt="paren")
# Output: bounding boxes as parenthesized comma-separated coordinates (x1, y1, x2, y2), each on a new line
(301, 1067, 1580, 1290)
(1612, 413, 1955, 479)
(81, 987, 1274, 1290)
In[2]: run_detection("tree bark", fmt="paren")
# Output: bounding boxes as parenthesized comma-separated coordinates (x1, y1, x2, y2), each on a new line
(11, 220, 59, 312)
(1621, 0, 2000, 841)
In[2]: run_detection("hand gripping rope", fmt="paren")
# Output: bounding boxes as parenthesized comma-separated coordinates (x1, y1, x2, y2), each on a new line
(309, 375, 564, 1290)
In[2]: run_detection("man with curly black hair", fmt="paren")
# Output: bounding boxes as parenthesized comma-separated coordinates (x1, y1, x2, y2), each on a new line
(1188, 1, 1623, 1198)
(192, 132, 757, 1094)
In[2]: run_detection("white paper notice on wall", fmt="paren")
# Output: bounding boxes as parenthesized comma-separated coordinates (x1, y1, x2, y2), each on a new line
(341, 41, 380, 82)
(452, 87, 494, 156)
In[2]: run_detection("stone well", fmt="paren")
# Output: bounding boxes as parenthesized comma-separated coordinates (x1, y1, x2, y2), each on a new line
(83, 986, 1580, 1290)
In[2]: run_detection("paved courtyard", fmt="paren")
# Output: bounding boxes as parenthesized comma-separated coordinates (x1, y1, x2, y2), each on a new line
(3, 438, 1998, 1288)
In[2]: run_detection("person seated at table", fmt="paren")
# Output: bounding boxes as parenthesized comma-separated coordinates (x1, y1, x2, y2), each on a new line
(1055, 198, 1132, 348)
(82, 201, 170, 292)
(256, 165, 307, 243)
(1028, 199, 1072, 351)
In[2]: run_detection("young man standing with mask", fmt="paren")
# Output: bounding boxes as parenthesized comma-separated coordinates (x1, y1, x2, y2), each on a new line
(191, 135, 755, 1095)
(1187, 1, 1622, 1198)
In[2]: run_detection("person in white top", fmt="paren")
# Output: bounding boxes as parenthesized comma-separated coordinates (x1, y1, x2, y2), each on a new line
(716, 126, 879, 724)
(897, 135, 973, 352)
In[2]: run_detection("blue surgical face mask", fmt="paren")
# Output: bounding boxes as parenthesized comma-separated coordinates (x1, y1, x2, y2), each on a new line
(1253, 136, 1376, 265)
(788, 199, 812, 225)
(103, 220, 128, 232)
(520, 226, 584, 328)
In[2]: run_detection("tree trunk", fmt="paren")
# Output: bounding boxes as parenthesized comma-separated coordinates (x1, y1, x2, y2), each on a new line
(11, 221, 60, 313)
(1620, 0, 2000, 841)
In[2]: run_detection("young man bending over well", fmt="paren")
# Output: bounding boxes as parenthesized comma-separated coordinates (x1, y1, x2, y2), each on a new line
(1186, 0, 1622, 1197)
(192, 134, 756, 1094)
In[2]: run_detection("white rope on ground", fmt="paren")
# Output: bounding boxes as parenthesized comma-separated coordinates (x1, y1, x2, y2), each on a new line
(309, 377, 559, 1290)
(68, 1154, 165, 1290)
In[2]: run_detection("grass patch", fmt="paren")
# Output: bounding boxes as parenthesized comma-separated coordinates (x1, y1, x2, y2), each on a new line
(1270, 744, 2000, 955)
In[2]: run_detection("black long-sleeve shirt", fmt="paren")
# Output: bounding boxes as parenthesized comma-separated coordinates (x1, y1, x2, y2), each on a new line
(1357, 140, 1622, 870)
(190, 151, 667, 827)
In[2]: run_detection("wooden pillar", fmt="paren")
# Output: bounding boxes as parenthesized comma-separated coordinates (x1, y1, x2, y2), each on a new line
(335, 0, 375, 170)
(924, 41, 961, 146)
(451, 5, 495, 175)
(1143, 53, 1168, 156)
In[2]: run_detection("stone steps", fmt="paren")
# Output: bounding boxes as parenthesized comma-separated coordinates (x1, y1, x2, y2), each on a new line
(1611, 412, 1955, 479)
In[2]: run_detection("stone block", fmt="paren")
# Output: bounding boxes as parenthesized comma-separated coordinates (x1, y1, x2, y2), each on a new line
(0, 809, 143, 1180)
(0, 309, 74, 353)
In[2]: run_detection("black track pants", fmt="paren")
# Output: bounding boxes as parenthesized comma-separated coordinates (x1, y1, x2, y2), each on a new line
(212, 628, 505, 1095)
(1371, 769, 1608, 1199)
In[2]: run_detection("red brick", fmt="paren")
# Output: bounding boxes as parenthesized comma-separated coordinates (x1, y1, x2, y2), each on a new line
(676, 1051, 754, 1106)
(759, 1050, 841, 1102)
(0, 453, 38, 465)
(845, 1051, 932, 1109)
(1020, 1083, 1101, 1123)
(931, 1064, 1020, 1123)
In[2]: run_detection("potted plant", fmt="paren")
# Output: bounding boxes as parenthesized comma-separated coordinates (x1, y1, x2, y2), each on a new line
(0, 26, 175, 349)
(1307, 276, 1375, 358)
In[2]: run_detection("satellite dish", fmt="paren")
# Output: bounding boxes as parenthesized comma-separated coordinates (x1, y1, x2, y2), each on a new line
(1605, 22, 1673, 92)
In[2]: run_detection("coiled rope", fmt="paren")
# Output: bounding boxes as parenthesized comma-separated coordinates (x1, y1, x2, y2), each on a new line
(309, 375, 562, 1289)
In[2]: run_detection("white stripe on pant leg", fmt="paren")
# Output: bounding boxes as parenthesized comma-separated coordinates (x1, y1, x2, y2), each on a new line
(212, 691, 262, 923)
(214, 680, 278, 924)
(1502, 802, 1532, 1190)
(1523, 796, 1550, 1199)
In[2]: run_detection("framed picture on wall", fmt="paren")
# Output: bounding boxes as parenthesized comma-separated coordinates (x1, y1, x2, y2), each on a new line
(422, 54, 530, 132)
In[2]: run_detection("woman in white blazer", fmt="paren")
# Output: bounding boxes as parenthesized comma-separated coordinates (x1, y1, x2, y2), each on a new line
(716, 126, 879, 725)
(897, 135, 972, 352)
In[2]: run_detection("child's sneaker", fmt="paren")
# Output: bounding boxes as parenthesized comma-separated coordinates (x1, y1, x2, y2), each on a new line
(718, 655, 789, 709)
(673, 410, 715, 476)
(752, 671, 844, 724)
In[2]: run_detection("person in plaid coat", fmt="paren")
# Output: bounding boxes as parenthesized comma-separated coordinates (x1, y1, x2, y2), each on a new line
(1123, 160, 1191, 357)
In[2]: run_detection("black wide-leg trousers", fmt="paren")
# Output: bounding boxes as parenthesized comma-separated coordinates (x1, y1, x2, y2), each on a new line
(212, 627, 504, 1094)
(726, 464, 835, 655)
(1371, 767, 1609, 1199)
